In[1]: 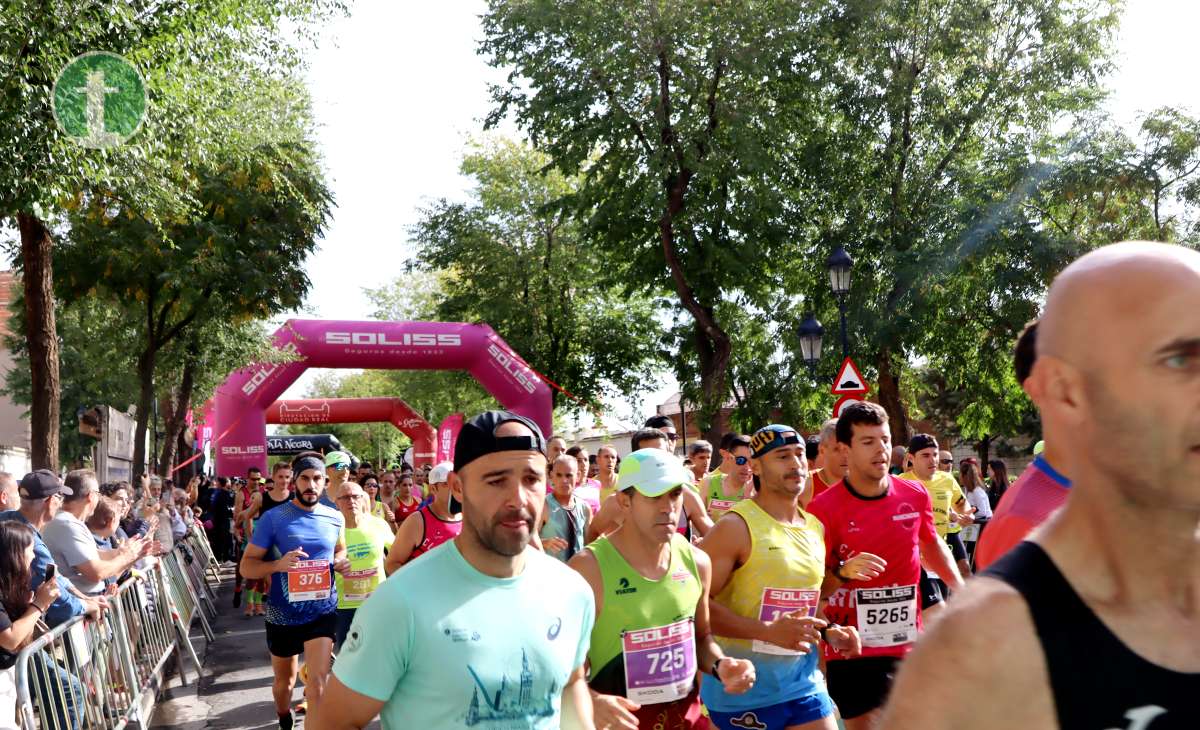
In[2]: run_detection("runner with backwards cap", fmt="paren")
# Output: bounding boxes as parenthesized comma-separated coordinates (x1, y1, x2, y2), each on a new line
(240, 453, 349, 730)
(383, 462, 462, 574)
(312, 411, 595, 730)
(569, 449, 756, 729)
(698, 425, 867, 730)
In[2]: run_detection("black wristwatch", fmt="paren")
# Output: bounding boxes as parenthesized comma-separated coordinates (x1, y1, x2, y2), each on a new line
(819, 623, 839, 642)
(711, 657, 725, 678)
(834, 560, 850, 581)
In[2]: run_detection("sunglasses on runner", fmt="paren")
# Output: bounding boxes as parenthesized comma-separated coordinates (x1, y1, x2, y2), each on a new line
(940, 459, 954, 465)
(734, 455, 750, 466)
(663, 432, 679, 441)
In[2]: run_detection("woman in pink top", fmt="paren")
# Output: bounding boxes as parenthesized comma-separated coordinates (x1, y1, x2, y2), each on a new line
(383, 463, 462, 574)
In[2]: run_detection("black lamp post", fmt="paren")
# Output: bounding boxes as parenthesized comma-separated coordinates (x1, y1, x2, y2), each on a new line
(826, 245, 854, 359)
(797, 314, 825, 378)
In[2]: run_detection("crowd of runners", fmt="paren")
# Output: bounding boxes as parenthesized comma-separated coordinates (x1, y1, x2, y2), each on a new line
(4, 241, 1185, 728)
(206, 241, 1196, 730)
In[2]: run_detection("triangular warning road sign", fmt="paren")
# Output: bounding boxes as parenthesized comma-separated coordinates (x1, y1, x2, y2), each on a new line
(831, 357, 868, 395)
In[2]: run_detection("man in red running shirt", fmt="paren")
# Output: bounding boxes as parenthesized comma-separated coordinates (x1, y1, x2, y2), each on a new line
(808, 402, 963, 729)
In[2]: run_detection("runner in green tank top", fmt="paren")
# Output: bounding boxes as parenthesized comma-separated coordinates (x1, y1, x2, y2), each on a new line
(702, 434, 755, 521)
(569, 448, 756, 730)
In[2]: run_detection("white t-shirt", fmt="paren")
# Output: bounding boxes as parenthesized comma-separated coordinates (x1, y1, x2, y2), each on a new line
(42, 511, 104, 594)
(966, 486, 993, 520)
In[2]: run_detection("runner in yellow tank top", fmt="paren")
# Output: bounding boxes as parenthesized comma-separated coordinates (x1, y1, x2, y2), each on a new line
(569, 449, 755, 729)
(698, 425, 878, 730)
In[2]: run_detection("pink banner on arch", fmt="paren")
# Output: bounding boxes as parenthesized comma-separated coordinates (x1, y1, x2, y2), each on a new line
(437, 413, 464, 464)
(212, 320, 552, 475)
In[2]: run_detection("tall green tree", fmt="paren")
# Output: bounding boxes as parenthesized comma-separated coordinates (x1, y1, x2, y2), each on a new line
(57, 145, 332, 475)
(0, 0, 343, 468)
(771, 0, 1121, 443)
(481, 1, 817, 443)
(3, 288, 292, 471)
(407, 137, 664, 414)
(2, 295, 140, 466)
(1025, 108, 1200, 246)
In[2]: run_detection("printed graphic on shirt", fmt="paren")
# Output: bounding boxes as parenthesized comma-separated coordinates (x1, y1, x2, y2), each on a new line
(464, 649, 559, 727)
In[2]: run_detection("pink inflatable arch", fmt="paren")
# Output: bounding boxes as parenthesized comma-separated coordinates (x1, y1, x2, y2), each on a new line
(213, 319, 552, 475)
(266, 398, 437, 468)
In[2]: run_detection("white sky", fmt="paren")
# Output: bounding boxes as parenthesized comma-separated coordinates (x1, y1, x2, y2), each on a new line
(280, 0, 1200, 425)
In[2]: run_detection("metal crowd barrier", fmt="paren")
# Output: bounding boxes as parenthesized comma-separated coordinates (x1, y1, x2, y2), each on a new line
(185, 524, 224, 589)
(13, 528, 223, 730)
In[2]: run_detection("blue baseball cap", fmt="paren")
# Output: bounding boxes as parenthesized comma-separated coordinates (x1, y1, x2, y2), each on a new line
(749, 425, 803, 459)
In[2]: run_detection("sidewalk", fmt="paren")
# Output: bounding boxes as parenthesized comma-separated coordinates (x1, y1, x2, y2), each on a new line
(149, 566, 377, 730)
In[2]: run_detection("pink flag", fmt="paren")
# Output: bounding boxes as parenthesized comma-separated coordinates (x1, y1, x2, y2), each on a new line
(437, 413, 464, 464)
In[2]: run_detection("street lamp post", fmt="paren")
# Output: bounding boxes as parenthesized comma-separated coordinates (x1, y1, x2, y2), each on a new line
(797, 314, 825, 379)
(826, 245, 854, 360)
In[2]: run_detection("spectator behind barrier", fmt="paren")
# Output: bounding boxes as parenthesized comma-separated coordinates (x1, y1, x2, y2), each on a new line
(85, 497, 123, 591)
(0, 473, 17, 512)
(0, 471, 93, 626)
(0, 521, 62, 728)
(0, 471, 97, 730)
(43, 470, 147, 596)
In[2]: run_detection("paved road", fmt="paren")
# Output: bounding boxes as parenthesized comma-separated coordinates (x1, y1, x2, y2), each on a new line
(149, 566, 379, 730)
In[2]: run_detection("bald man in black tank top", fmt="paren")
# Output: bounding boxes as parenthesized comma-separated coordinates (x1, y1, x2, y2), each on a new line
(881, 242, 1200, 730)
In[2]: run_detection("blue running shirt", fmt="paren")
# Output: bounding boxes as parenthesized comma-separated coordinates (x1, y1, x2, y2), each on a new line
(250, 501, 344, 625)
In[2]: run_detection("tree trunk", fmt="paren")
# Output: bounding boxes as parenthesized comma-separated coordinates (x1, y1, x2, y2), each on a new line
(693, 317, 733, 451)
(977, 435, 992, 468)
(875, 347, 911, 448)
(133, 348, 156, 477)
(17, 213, 60, 470)
(175, 431, 196, 482)
(159, 353, 197, 474)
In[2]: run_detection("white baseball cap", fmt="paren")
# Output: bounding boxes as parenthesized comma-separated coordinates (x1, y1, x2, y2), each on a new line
(428, 462, 453, 485)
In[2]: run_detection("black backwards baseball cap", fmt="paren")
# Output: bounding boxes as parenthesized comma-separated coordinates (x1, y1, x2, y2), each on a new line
(749, 424, 803, 459)
(19, 469, 72, 499)
(908, 434, 939, 454)
(449, 410, 547, 515)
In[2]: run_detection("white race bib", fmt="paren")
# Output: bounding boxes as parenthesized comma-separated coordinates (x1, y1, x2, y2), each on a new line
(855, 585, 918, 647)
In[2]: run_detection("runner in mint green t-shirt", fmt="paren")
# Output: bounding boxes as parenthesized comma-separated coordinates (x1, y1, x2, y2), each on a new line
(333, 482, 393, 649)
(311, 411, 596, 730)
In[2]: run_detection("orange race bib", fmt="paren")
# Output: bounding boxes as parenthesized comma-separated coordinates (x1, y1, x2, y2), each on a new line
(287, 559, 332, 602)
